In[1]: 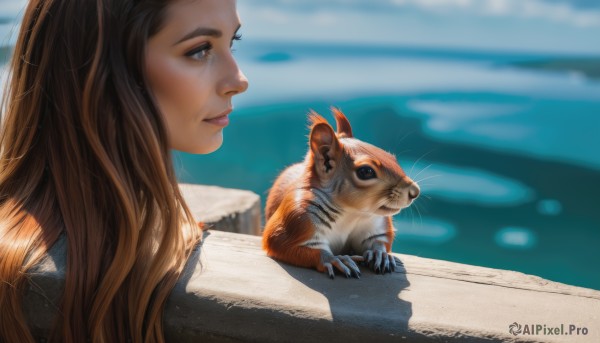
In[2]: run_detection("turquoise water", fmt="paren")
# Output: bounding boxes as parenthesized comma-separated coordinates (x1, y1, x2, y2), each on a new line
(175, 41, 600, 290)
(2, 39, 598, 289)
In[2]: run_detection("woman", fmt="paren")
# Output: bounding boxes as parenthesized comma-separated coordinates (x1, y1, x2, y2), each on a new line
(0, 0, 248, 342)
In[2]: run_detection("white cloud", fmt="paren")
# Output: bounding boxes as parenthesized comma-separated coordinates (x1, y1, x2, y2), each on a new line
(253, 7, 290, 24)
(311, 11, 338, 26)
(393, 0, 473, 10)
(391, 0, 600, 27)
(250, 0, 600, 27)
(482, 0, 514, 15)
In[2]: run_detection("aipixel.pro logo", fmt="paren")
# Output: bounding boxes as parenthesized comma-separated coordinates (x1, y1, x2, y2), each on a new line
(509, 322, 589, 336)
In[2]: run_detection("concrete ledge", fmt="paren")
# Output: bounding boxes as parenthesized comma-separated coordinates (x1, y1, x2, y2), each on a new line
(179, 183, 261, 235)
(24, 185, 600, 342)
(163, 231, 600, 343)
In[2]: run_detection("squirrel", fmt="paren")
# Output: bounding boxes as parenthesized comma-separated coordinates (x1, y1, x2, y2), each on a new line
(262, 108, 420, 279)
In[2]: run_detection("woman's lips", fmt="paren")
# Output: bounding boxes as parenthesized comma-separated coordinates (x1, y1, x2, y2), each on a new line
(204, 109, 232, 127)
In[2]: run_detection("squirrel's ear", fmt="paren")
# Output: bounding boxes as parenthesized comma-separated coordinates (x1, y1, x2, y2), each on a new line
(331, 107, 353, 138)
(310, 122, 341, 178)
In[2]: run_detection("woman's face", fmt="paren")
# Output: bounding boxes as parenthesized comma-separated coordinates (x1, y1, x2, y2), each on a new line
(146, 0, 248, 154)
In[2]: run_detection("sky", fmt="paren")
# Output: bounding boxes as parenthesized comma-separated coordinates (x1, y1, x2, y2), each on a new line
(1, 0, 599, 54)
(237, 0, 600, 54)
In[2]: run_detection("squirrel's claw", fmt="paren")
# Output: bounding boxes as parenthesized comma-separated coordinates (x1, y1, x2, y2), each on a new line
(382, 254, 390, 274)
(374, 250, 383, 273)
(389, 254, 396, 273)
(341, 255, 362, 278)
(363, 250, 373, 265)
(324, 263, 335, 279)
(362, 249, 396, 275)
(321, 254, 363, 279)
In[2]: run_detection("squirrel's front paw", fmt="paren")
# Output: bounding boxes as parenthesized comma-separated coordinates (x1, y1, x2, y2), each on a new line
(362, 249, 398, 274)
(319, 251, 363, 279)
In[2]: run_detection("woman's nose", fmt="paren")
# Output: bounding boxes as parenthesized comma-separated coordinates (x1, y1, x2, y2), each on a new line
(225, 70, 248, 96)
(219, 55, 249, 97)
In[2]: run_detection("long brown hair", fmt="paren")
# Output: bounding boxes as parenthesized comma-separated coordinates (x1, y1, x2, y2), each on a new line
(0, 1, 201, 342)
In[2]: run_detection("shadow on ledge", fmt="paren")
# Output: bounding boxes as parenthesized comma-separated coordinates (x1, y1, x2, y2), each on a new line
(275, 260, 421, 342)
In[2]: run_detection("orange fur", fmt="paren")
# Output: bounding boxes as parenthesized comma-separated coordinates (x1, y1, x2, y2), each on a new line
(384, 216, 395, 252)
(263, 192, 322, 268)
(263, 108, 416, 275)
(308, 110, 329, 127)
(331, 107, 353, 138)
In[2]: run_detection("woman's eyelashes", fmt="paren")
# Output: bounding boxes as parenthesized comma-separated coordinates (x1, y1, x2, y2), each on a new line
(230, 33, 242, 49)
(185, 42, 212, 61)
(184, 33, 242, 61)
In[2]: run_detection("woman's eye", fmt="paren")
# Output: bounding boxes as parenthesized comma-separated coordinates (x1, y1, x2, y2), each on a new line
(185, 43, 212, 60)
(356, 166, 377, 180)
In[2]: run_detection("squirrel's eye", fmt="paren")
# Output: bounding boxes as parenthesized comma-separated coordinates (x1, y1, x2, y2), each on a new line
(356, 166, 376, 180)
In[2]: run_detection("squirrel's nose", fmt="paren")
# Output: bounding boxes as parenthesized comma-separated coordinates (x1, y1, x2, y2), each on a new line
(408, 183, 420, 201)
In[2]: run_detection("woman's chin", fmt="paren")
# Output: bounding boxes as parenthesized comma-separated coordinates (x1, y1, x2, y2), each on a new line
(172, 133, 223, 154)
(201, 141, 223, 154)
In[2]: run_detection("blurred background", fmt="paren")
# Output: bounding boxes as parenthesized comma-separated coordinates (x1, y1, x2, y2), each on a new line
(2, 0, 599, 290)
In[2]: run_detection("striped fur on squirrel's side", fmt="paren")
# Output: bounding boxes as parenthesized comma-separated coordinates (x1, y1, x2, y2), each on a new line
(262, 108, 420, 279)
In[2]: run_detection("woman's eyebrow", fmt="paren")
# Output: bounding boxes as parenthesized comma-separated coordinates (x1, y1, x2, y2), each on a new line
(174, 27, 222, 45)
(174, 24, 241, 46)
